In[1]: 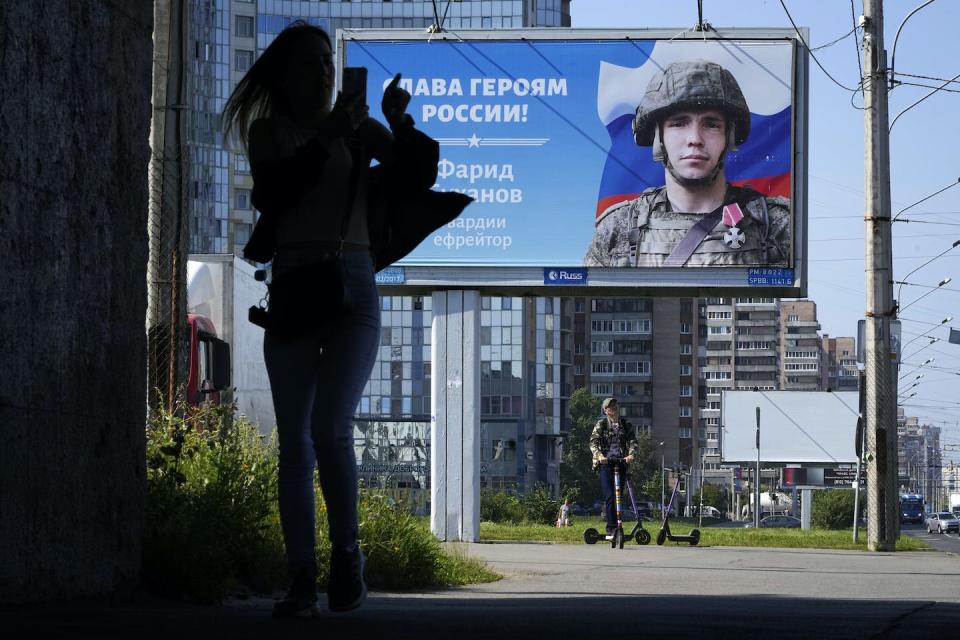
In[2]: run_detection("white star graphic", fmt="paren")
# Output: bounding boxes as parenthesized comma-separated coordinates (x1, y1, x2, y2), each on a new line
(467, 133, 481, 148)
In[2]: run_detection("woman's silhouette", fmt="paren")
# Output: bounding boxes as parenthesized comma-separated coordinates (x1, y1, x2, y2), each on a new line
(223, 22, 469, 618)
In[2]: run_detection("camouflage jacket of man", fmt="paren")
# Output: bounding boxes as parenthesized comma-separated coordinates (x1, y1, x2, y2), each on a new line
(589, 416, 639, 472)
(584, 184, 791, 267)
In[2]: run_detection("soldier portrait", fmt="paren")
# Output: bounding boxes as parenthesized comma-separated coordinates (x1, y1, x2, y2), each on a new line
(584, 59, 792, 268)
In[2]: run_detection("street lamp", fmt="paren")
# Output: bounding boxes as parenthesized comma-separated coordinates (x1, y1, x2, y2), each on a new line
(657, 441, 665, 517)
(897, 276, 952, 315)
(894, 239, 960, 311)
(901, 316, 953, 355)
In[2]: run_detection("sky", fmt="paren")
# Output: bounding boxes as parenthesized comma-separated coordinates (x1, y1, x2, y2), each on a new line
(571, 0, 960, 463)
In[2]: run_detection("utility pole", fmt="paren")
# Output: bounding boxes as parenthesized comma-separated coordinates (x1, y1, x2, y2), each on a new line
(863, 0, 899, 551)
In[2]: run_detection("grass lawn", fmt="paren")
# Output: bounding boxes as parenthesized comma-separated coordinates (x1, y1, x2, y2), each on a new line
(480, 518, 929, 552)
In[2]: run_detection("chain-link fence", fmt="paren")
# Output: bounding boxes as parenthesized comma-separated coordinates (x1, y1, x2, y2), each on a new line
(147, 0, 189, 417)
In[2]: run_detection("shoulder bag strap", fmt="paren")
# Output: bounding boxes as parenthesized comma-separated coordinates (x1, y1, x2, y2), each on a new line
(662, 207, 723, 267)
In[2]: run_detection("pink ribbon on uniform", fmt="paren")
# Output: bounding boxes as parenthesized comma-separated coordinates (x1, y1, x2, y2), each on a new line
(722, 203, 744, 227)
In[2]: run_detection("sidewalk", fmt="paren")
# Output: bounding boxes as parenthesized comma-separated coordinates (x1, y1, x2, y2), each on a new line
(4, 543, 960, 639)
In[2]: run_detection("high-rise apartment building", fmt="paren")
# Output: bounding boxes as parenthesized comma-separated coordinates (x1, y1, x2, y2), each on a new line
(897, 407, 941, 508)
(572, 297, 699, 473)
(821, 335, 858, 392)
(779, 300, 821, 391)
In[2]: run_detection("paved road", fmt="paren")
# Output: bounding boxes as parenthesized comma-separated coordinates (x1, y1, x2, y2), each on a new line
(4, 542, 960, 639)
(902, 521, 960, 554)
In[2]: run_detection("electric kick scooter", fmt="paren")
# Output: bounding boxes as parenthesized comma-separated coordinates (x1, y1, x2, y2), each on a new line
(656, 468, 700, 546)
(583, 457, 651, 547)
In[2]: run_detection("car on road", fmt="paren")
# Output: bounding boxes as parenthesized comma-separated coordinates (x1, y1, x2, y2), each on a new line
(744, 515, 802, 529)
(925, 512, 959, 534)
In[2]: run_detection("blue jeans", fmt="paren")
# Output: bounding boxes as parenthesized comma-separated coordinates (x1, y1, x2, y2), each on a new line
(599, 462, 628, 531)
(264, 250, 380, 572)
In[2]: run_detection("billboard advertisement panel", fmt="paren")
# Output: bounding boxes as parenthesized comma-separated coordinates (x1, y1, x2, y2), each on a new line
(721, 391, 859, 464)
(341, 29, 807, 294)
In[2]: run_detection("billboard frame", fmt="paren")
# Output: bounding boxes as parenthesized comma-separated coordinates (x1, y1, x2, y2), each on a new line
(337, 27, 809, 298)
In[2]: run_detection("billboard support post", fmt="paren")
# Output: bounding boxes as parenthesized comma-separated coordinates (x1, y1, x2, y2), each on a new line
(863, 0, 898, 552)
(755, 407, 761, 529)
(430, 291, 481, 542)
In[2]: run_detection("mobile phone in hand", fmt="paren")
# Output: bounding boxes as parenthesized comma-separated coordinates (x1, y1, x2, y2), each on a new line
(342, 66, 368, 104)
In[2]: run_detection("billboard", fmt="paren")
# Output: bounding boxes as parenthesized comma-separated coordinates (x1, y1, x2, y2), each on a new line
(721, 391, 859, 464)
(340, 29, 807, 295)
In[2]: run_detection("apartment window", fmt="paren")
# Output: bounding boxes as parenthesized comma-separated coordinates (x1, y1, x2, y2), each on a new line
(709, 326, 732, 335)
(785, 363, 819, 371)
(233, 222, 252, 247)
(680, 323, 692, 334)
(680, 365, 692, 375)
(235, 15, 254, 38)
(234, 189, 251, 210)
(235, 49, 254, 72)
(591, 383, 612, 396)
(679, 385, 692, 397)
(591, 340, 614, 354)
(788, 314, 800, 322)
(679, 407, 692, 418)
(680, 344, 692, 355)
(678, 427, 692, 438)
(234, 156, 250, 175)
(707, 311, 732, 319)
(703, 371, 732, 380)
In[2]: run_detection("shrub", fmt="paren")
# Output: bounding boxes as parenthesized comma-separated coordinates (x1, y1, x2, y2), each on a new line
(480, 488, 525, 524)
(480, 484, 561, 525)
(520, 483, 561, 525)
(144, 401, 498, 602)
(812, 489, 864, 529)
(143, 402, 286, 602)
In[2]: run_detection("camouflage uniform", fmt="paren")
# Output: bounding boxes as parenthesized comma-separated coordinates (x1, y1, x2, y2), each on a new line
(584, 185, 791, 267)
(585, 59, 792, 268)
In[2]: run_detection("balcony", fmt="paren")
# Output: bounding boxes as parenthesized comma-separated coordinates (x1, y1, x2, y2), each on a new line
(785, 320, 820, 329)
(734, 365, 779, 373)
(736, 319, 778, 327)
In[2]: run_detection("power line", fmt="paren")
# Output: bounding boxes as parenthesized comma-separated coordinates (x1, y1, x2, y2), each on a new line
(897, 219, 960, 228)
(811, 24, 859, 52)
(894, 80, 960, 94)
(891, 71, 960, 132)
(889, 0, 939, 89)
(895, 71, 960, 85)
(892, 178, 960, 221)
(851, 0, 864, 98)
(778, 0, 861, 93)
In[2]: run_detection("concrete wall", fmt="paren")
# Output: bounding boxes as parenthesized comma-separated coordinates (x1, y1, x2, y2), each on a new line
(651, 298, 682, 468)
(0, 1, 153, 601)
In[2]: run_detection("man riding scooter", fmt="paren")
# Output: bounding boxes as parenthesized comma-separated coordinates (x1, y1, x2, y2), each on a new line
(590, 397, 639, 538)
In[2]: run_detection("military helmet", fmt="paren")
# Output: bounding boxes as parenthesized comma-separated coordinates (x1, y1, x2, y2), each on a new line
(633, 59, 751, 146)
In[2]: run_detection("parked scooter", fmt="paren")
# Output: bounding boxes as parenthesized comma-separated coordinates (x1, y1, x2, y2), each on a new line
(583, 457, 651, 547)
(656, 468, 700, 546)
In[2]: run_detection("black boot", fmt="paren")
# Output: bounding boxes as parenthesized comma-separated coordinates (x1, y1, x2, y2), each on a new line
(327, 545, 367, 612)
(272, 565, 319, 618)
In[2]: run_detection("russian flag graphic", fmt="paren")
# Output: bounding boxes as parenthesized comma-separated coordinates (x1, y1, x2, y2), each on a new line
(595, 41, 794, 218)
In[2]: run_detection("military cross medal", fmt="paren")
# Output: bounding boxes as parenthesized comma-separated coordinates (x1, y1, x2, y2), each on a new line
(721, 203, 746, 249)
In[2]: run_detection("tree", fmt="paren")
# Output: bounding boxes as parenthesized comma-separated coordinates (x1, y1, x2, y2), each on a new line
(692, 483, 727, 513)
(560, 389, 660, 507)
(560, 389, 602, 505)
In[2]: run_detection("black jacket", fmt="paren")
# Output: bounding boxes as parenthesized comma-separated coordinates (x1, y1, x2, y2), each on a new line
(243, 115, 471, 270)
